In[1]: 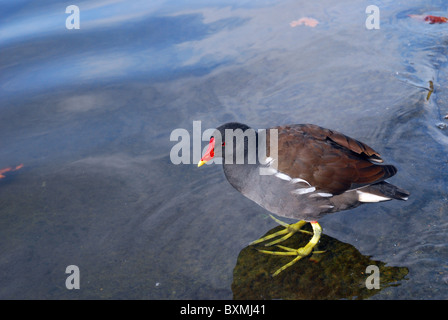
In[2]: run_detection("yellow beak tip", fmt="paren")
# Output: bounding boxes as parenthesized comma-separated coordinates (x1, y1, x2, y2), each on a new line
(197, 160, 206, 167)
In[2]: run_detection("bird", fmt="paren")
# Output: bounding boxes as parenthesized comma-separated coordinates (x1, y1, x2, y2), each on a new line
(198, 122, 409, 276)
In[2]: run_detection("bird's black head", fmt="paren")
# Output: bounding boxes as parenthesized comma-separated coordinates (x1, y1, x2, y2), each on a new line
(198, 122, 258, 166)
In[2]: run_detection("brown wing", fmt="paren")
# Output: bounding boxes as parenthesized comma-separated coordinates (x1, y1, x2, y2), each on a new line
(297, 124, 383, 163)
(266, 124, 396, 194)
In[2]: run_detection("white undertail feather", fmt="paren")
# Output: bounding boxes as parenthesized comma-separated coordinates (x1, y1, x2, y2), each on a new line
(356, 190, 391, 203)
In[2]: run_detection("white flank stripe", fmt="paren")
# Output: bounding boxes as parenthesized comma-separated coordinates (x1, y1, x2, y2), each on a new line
(264, 167, 278, 175)
(319, 205, 335, 209)
(357, 190, 391, 202)
(290, 178, 311, 186)
(309, 192, 333, 198)
(291, 187, 316, 195)
(264, 157, 274, 165)
(275, 172, 292, 181)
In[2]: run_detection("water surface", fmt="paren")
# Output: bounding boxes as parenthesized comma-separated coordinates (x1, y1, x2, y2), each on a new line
(1, 0, 448, 299)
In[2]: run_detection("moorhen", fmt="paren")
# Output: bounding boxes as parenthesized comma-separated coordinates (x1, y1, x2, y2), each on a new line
(198, 122, 409, 276)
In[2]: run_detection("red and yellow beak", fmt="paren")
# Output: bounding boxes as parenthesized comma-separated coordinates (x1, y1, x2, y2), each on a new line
(198, 137, 215, 167)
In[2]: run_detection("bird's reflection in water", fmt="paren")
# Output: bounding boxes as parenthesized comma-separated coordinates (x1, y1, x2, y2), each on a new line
(232, 224, 409, 300)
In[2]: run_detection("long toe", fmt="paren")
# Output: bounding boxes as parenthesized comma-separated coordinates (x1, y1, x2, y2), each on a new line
(250, 217, 308, 246)
(260, 221, 323, 276)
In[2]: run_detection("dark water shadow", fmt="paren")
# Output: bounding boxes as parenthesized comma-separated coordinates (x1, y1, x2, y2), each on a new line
(232, 224, 409, 300)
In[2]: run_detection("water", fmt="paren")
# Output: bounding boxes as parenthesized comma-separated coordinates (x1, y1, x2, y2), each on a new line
(0, 0, 447, 299)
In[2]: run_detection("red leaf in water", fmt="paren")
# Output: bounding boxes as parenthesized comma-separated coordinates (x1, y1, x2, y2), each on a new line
(425, 15, 448, 24)
(409, 14, 448, 24)
(0, 164, 24, 179)
(290, 17, 319, 28)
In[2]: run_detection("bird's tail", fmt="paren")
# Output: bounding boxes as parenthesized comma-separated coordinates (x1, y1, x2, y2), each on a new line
(356, 181, 409, 203)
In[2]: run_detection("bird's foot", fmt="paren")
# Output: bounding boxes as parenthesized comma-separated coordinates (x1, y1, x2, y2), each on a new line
(256, 221, 323, 276)
(250, 215, 311, 247)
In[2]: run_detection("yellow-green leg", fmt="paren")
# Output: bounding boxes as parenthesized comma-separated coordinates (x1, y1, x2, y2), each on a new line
(257, 221, 323, 277)
(250, 215, 311, 247)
